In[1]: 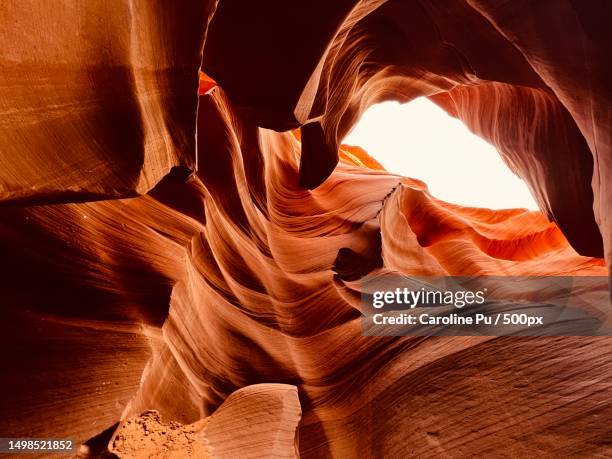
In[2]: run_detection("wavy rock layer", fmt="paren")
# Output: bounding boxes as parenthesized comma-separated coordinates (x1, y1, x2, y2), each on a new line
(1, 88, 610, 457)
(1, 1, 611, 458)
(0, 0, 214, 203)
(204, 0, 610, 263)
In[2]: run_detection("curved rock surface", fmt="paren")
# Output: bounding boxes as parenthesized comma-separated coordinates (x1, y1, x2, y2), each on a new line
(204, 0, 610, 261)
(108, 384, 300, 458)
(1, 1, 611, 458)
(0, 1, 214, 203)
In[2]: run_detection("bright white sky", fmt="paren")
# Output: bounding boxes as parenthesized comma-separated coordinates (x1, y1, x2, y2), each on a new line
(343, 98, 538, 210)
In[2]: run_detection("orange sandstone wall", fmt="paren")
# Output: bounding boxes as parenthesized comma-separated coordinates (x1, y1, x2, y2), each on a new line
(0, 1, 611, 457)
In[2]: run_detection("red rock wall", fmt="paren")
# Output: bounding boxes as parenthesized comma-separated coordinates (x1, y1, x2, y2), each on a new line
(0, 1, 611, 457)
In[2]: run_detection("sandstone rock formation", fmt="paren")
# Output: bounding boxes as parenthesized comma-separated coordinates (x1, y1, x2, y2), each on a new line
(107, 384, 300, 458)
(1, 1, 611, 457)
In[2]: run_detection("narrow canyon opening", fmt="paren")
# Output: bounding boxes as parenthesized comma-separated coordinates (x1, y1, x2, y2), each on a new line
(343, 98, 539, 210)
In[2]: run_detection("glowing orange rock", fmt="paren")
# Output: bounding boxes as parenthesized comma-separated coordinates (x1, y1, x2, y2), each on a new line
(0, 1, 611, 457)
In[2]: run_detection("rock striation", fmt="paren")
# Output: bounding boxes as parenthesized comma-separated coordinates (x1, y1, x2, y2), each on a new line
(0, 1, 611, 457)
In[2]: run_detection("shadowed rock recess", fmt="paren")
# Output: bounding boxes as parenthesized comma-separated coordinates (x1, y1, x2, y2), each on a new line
(1, 1, 611, 457)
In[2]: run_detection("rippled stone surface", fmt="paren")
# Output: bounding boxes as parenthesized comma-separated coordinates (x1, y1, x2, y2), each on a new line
(0, 1, 611, 457)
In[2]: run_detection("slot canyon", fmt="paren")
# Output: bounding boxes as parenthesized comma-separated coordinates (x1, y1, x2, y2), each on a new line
(0, 1, 611, 457)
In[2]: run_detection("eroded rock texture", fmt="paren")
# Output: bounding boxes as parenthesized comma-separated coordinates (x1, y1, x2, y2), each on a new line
(204, 0, 610, 261)
(108, 384, 300, 458)
(1, 1, 611, 458)
(0, 1, 215, 203)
